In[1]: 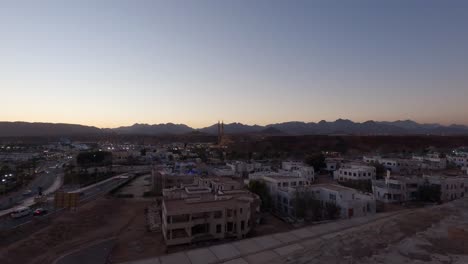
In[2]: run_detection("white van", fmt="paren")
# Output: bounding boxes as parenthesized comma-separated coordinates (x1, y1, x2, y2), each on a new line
(10, 206, 31, 219)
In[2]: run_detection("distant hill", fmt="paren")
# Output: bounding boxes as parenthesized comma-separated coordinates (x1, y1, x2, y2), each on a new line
(257, 126, 288, 136)
(198, 122, 264, 134)
(0, 122, 101, 137)
(266, 119, 468, 135)
(112, 123, 193, 135)
(1, 119, 468, 137)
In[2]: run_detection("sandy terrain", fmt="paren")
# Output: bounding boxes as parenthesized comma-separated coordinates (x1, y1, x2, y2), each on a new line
(274, 198, 468, 264)
(0, 196, 160, 264)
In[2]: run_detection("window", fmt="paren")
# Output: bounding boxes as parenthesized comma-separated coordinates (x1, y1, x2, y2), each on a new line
(241, 221, 245, 231)
(171, 214, 189, 223)
(329, 194, 336, 200)
(214, 211, 222, 218)
(216, 224, 222, 233)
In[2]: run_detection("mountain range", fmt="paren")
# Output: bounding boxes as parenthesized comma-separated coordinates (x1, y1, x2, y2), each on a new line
(1, 119, 468, 137)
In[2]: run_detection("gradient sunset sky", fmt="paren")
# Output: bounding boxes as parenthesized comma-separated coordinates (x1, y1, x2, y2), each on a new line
(1, 0, 468, 128)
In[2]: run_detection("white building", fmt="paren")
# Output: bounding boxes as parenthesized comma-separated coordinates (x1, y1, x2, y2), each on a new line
(248, 168, 314, 183)
(372, 175, 421, 203)
(162, 186, 260, 246)
(212, 167, 236, 177)
(364, 156, 423, 174)
(447, 155, 468, 168)
(372, 173, 468, 203)
(333, 164, 376, 181)
(281, 161, 315, 182)
(277, 184, 376, 219)
(412, 154, 447, 170)
(423, 175, 467, 202)
(226, 161, 266, 176)
(364, 156, 402, 172)
(261, 175, 311, 197)
(325, 158, 343, 172)
(260, 175, 310, 213)
(248, 171, 283, 182)
(281, 161, 304, 171)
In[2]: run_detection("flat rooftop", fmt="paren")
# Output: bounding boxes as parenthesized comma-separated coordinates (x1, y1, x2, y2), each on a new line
(263, 175, 305, 181)
(164, 191, 256, 214)
(307, 183, 355, 192)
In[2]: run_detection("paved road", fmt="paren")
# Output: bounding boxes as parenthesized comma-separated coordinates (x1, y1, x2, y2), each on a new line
(0, 174, 132, 230)
(0, 161, 65, 210)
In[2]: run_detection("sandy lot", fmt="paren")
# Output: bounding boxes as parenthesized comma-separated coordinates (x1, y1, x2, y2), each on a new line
(0, 192, 293, 264)
(0, 196, 162, 264)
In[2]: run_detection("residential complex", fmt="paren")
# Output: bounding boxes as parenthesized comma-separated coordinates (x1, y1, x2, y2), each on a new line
(333, 164, 376, 181)
(372, 175, 421, 203)
(364, 154, 447, 174)
(372, 173, 468, 203)
(276, 184, 376, 219)
(447, 154, 468, 168)
(161, 178, 260, 246)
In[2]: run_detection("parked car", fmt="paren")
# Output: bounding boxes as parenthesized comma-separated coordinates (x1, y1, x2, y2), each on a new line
(33, 208, 48, 216)
(22, 189, 33, 196)
(10, 207, 31, 219)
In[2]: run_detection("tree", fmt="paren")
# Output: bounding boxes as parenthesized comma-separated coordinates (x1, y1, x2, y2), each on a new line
(370, 161, 386, 179)
(293, 191, 322, 221)
(417, 184, 441, 203)
(248, 180, 272, 211)
(324, 202, 341, 220)
(304, 153, 326, 170)
(338, 180, 372, 193)
(77, 151, 112, 167)
(335, 137, 349, 154)
(140, 148, 147, 156)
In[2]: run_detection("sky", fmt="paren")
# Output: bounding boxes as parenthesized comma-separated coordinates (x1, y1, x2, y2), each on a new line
(1, 0, 468, 128)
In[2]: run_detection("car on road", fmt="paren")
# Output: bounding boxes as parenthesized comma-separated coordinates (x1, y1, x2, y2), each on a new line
(11, 206, 31, 218)
(33, 208, 48, 216)
(22, 189, 33, 196)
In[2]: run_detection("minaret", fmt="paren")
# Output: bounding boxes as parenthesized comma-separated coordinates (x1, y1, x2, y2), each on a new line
(217, 121, 221, 145)
(221, 121, 224, 137)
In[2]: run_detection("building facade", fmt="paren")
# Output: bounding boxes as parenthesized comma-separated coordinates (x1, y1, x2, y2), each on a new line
(276, 184, 376, 219)
(333, 164, 376, 181)
(447, 155, 468, 168)
(162, 186, 260, 246)
(372, 176, 421, 203)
